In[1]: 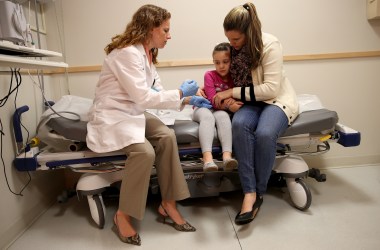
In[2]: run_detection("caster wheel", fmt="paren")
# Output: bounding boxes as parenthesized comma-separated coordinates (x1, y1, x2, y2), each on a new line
(57, 193, 68, 203)
(57, 190, 74, 203)
(87, 194, 106, 229)
(286, 178, 312, 211)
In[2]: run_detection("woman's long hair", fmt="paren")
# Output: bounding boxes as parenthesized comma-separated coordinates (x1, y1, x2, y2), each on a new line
(104, 4, 171, 64)
(223, 2, 263, 70)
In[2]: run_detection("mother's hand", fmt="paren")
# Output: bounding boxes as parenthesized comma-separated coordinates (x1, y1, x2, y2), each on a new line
(213, 89, 233, 108)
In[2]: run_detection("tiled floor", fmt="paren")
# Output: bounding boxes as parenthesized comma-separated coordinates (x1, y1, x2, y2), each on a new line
(7, 164, 380, 250)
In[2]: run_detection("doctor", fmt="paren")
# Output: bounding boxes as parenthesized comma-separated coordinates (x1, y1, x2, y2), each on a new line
(86, 4, 211, 246)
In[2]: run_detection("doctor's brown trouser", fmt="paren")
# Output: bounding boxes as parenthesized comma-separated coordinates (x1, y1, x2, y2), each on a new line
(118, 112, 191, 220)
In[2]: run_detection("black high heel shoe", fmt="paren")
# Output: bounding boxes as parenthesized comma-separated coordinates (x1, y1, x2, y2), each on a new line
(158, 204, 196, 232)
(113, 214, 141, 246)
(235, 196, 263, 225)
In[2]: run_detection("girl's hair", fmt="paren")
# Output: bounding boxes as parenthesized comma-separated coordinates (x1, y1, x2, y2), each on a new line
(223, 2, 263, 70)
(212, 42, 231, 56)
(104, 4, 171, 64)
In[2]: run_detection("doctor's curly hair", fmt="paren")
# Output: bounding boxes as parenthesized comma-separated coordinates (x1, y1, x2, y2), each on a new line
(104, 4, 171, 64)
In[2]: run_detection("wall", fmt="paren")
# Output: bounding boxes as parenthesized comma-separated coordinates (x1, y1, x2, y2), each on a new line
(60, 0, 380, 64)
(0, 74, 66, 248)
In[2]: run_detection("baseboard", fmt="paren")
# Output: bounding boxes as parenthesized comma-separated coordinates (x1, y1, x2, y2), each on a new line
(303, 154, 380, 169)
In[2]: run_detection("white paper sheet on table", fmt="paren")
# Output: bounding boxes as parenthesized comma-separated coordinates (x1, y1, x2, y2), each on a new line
(146, 105, 193, 125)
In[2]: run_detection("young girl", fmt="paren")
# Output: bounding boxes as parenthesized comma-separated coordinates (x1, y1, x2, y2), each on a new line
(192, 42, 242, 172)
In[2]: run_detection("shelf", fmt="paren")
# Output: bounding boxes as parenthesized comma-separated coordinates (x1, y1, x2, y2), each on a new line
(0, 40, 68, 69)
(0, 41, 63, 57)
(0, 54, 68, 69)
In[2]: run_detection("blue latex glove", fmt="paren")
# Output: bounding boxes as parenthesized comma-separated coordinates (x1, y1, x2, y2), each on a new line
(189, 96, 212, 109)
(179, 79, 199, 97)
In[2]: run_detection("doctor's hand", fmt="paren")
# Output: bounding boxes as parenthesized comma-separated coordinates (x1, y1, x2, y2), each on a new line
(189, 96, 212, 109)
(179, 79, 199, 97)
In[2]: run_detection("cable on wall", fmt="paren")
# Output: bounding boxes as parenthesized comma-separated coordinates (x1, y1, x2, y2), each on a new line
(1, 68, 31, 196)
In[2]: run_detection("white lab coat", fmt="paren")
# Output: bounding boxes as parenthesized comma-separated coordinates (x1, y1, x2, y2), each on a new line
(86, 44, 182, 153)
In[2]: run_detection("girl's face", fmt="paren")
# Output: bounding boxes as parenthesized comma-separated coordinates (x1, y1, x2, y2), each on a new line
(151, 19, 171, 49)
(213, 50, 231, 78)
(224, 30, 246, 51)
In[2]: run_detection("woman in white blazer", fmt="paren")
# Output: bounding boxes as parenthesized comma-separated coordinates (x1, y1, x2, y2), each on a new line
(86, 4, 211, 246)
(214, 2, 299, 225)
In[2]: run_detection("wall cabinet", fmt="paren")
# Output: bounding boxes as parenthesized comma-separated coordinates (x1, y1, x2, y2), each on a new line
(367, 0, 380, 20)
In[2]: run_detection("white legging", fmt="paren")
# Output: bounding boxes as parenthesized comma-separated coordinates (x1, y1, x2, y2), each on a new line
(192, 107, 232, 153)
